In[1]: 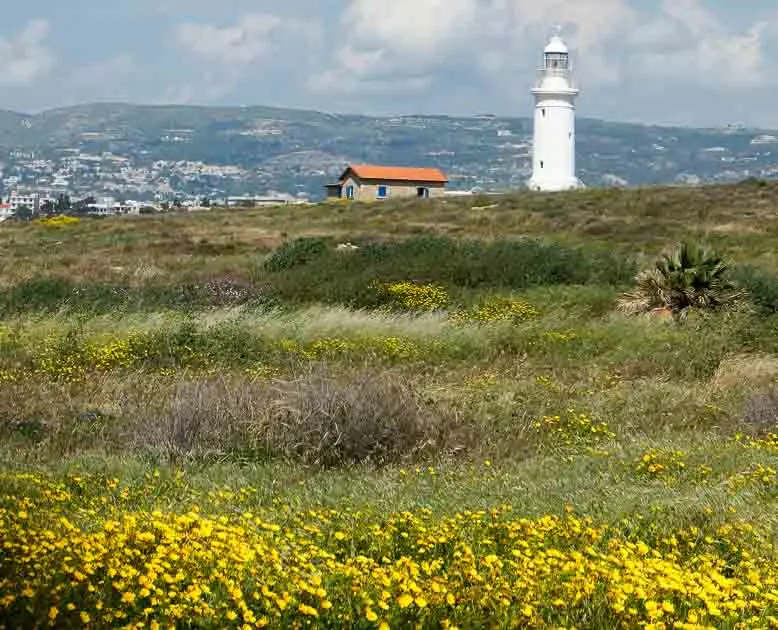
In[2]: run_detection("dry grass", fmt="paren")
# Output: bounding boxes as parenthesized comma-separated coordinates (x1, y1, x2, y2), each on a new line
(2, 367, 457, 468)
(741, 388, 778, 434)
(711, 354, 778, 390)
(2, 181, 778, 288)
(259, 368, 444, 467)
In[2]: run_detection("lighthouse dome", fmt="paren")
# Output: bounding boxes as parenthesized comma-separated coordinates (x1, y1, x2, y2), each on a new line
(544, 35, 568, 54)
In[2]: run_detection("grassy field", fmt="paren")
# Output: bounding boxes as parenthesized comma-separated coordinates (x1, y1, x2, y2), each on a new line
(3, 181, 778, 628)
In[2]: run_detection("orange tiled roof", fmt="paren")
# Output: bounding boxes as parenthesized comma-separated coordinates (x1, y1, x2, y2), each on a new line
(343, 164, 448, 184)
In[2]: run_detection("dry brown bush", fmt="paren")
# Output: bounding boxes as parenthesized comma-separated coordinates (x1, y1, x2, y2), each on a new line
(122, 378, 263, 463)
(741, 388, 778, 435)
(117, 367, 452, 467)
(261, 369, 439, 467)
(711, 354, 778, 391)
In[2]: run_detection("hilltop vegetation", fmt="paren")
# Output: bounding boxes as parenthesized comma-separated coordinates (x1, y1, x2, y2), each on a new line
(3, 182, 778, 628)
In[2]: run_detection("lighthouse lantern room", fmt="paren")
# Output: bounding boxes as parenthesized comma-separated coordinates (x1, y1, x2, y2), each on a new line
(528, 32, 582, 192)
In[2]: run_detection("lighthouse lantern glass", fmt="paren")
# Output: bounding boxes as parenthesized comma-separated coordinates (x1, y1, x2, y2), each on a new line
(544, 52, 568, 70)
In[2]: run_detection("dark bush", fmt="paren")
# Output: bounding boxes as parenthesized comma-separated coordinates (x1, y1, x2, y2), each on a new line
(733, 265, 778, 314)
(262, 235, 635, 307)
(263, 237, 329, 272)
(737, 176, 769, 188)
(0, 276, 269, 317)
(0, 278, 79, 313)
(0, 279, 133, 315)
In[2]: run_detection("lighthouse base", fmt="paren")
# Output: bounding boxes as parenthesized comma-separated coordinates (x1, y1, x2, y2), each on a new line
(526, 177, 584, 192)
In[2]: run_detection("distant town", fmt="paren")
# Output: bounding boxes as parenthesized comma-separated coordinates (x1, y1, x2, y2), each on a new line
(0, 150, 316, 221)
(0, 187, 309, 222)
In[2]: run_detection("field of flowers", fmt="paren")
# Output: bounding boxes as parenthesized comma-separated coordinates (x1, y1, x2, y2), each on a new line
(5, 454, 778, 629)
(2, 189, 778, 627)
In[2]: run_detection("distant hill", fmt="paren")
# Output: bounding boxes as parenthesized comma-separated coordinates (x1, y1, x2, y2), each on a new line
(0, 103, 776, 200)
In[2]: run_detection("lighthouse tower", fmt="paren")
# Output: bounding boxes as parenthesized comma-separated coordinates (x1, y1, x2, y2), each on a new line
(528, 32, 582, 192)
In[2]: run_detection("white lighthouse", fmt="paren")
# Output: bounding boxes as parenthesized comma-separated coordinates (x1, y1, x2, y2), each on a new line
(528, 32, 582, 192)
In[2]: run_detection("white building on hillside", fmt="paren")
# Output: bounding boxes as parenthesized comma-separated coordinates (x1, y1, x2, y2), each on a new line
(86, 197, 140, 216)
(225, 194, 306, 208)
(528, 32, 583, 192)
(7, 192, 43, 212)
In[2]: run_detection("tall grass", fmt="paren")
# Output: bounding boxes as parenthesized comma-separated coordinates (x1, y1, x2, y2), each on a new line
(0, 276, 271, 316)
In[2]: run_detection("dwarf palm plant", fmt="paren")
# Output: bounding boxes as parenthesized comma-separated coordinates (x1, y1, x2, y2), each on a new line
(618, 241, 740, 319)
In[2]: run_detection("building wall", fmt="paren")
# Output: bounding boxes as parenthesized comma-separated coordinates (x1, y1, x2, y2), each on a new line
(350, 178, 446, 201)
(529, 91, 578, 191)
(341, 177, 360, 200)
(8, 194, 41, 211)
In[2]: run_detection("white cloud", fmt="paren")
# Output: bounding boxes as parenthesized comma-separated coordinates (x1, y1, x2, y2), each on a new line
(496, 0, 638, 52)
(0, 20, 55, 86)
(318, 0, 641, 95)
(319, 0, 771, 97)
(170, 12, 323, 105)
(175, 13, 283, 66)
(343, 0, 477, 60)
(660, 0, 718, 37)
(631, 0, 768, 88)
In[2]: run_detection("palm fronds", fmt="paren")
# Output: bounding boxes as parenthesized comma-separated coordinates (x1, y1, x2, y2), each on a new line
(618, 241, 742, 319)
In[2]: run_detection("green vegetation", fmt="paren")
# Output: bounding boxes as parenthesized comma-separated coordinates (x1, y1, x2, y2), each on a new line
(618, 241, 741, 319)
(3, 182, 778, 628)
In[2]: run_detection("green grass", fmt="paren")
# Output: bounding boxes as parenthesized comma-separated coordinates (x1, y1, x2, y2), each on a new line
(3, 184, 778, 627)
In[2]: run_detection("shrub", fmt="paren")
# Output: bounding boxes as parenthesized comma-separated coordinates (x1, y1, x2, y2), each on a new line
(197, 275, 258, 306)
(262, 235, 634, 307)
(742, 388, 778, 434)
(263, 369, 439, 467)
(733, 266, 778, 314)
(125, 379, 262, 463)
(263, 237, 329, 272)
(737, 176, 769, 188)
(0, 278, 78, 314)
(120, 370, 446, 467)
(618, 241, 740, 320)
(0, 277, 270, 317)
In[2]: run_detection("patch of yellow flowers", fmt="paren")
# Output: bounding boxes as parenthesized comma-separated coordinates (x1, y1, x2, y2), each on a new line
(533, 408, 617, 449)
(451, 296, 539, 324)
(728, 463, 778, 493)
(275, 336, 427, 362)
(635, 449, 687, 478)
(0, 333, 185, 383)
(380, 282, 541, 324)
(0, 331, 443, 383)
(385, 281, 451, 312)
(736, 432, 778, 453)
(34, 215, 81, 227)
(3, 472, 778, 629)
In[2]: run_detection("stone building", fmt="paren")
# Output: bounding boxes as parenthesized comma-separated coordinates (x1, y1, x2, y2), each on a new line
(325, 164, 448, 201)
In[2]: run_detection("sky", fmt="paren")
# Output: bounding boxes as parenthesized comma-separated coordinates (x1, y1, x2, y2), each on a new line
(2, 0, 778, 127)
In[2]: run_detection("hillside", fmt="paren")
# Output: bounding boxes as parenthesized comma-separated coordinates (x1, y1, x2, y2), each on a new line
(2, 184, 778, 627)
(1, 180, 775, 287)
(1, 102, 777, 200)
